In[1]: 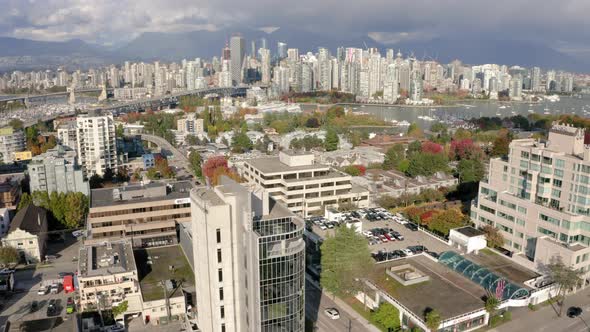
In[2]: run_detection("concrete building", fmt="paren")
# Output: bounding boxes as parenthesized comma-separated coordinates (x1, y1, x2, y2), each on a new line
(27, 145, 89, 196)
(76, 113, 118, 177)
(0, 180, 21, 209)
(471, 122, 590, 284)
(1, 205, 47, 264)
(176, 113, 204, 135)
(0, 127, 25, 164)
(239, 151, 370, 217)
(230, 35, 245, 85)
(190, 177, 305, 332)
(77, 240, 143, 315)
(85, 181, 192, 247)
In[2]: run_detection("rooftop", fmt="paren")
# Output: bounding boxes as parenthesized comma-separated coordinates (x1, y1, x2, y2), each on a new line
(91, 181, 193, 208)
(245, 156, 329, 174)
(368, 255, 486, 321)
(465, 249, 538, 285)
(134, 245, 194, 302)
(78, 240, 136, 277)
(8, 204, 47, 234)
(453, 226, 485, 238)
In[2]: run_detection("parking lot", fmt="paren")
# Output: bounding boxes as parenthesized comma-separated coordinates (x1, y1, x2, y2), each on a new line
(307, 208, 455, 263)
(0, 234, 81, 330)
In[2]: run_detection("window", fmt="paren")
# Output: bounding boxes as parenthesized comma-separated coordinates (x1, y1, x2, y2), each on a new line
(217, 249, 222, 263)
(221, 324, 226, 332)
(216, 229, 221, 243)
(553, 179, 562, 188)
(521, 151, 530, 158)
(555, 159, 565, 168)
(518, 206, 527, 214)
(540, 213, 560, 226)
(220, 306, 225, 319)
(219, 288, 224, 301)
(516, 219, 525, 226)
(554, 169, 564, 178)
(218, 269, 223, 282)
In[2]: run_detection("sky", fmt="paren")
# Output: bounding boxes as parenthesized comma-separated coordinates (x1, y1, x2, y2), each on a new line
(1, 0, 589, 57)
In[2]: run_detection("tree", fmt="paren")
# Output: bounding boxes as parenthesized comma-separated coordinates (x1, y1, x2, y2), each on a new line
(9, 119, 23, 130)
(343, 165, 366, 176)
(485, 294, 500, 324)
(324, 128, 339, 151)
(383, 144, 405, 170)
(546, 259, 583, 317)
(111, 300, 128, 317)
(320, 226, 372, 297)
(406, 153, 449, 178)
(407, 140, 422, 157)
(428, 208, 465, 236)
(481, 225, 504, 248)
(89, 174, 103, 189)
(17, 192, 32, 211)
(305, 117, 320, 128)
(189, 149, 203, 179)
(490, 129, 512, 157)
(115, 124, 124, 138)
(203, 156, 229, 183)
(425, 309, 442, 331)
(0, 246, 19, 266)
(64, 192, 89, 229)
(407, 123, 423, 138)
(231, 130, 253, 153)
(450, 139, 483, 160)
(371, 303, 401, 331)
(456, 159, 485, 183)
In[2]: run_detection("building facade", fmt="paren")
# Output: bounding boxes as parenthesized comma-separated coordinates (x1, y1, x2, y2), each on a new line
(85, 181, 192, 247)
(191, 177, 305, 332)
(471, 123, 590, 284)
(239, 151, 370, 217)
(27, 145, 90, 195)
(0, 127, 25, 164)
(76, 113, 118, 176)
(1, 205, 47, 264)
(77, 240, 143, 315)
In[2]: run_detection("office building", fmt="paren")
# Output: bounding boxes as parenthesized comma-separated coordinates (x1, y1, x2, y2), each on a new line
(177, 113, 205, 135)
(0, 127, 25, 164)
(260, 48, 271, 84)
(56, 120, 78, 150)
(239, 151, 370, 217)
(230, 35, 245, 85)
(191, 177, 305, 332)
(471, 123, 590, 284)
(277, 42, 288, 59)
(77, 240, 143, 314)
(85, 181, 192, 247)
(27, 145, 89, 195)
(76, 112, 118, 177)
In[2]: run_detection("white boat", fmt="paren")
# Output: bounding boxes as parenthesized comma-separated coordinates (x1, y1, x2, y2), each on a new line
(499, 106, 507, 109)
(496, 113, 502, 116)
(417, 115, 425, 119)
(398, 120, 410, 126)
(528, 110, 534, 113)
(544, 111, 551, 115)
(422, 116, 435, 121)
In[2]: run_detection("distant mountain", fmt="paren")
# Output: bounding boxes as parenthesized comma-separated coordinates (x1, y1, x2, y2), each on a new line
(0, 31, 589, 73)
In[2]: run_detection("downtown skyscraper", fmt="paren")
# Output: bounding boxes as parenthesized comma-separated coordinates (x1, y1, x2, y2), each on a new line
(230, 35, 245, 85)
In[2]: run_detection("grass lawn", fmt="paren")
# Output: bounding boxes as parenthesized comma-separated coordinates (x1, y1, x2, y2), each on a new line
(342, 297, 391, 332)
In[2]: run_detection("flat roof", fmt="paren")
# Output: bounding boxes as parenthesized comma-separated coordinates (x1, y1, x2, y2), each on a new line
(454, 226, 485, 237)
(369, 255, 486, 320)
(91, 181, 193, 208)
(79, 240, 136, 277)
(192, 186, 226, 206)
(245, 157, 329, 174)
(135, 245, 194, 302)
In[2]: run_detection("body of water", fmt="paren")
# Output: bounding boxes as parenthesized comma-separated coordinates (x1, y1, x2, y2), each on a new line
(304, 95, 590, 129)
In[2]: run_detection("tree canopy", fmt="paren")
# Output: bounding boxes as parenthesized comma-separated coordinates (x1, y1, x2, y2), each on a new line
(0, 247, 19, 266)
(324, 128, 339, 151)
(320, 226, 372, 297)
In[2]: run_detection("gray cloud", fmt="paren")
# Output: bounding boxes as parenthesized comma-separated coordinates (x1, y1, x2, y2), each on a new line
(0, 0, 589, 54)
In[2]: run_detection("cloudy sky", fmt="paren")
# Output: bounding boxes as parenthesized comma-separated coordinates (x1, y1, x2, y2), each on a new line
(1, 0, 589, 56)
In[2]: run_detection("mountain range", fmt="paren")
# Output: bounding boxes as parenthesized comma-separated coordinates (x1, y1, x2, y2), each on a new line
(0, 28, 588, 72)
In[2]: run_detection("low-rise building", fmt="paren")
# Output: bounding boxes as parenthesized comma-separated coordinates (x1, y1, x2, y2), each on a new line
(86, 181, 192, 247)
(13, 151, 32, 162)
(176, 113, 204, 135)
(27, 145, 89, 196)
(449, 227, 487, 254)
(0, 179, 20, 209)
(239, 151, 370, 216)
(316, 146, 385, 168)
(1, 205, 47, 264)
(354, 169, 457, 200)
(77, 240, 143, 316)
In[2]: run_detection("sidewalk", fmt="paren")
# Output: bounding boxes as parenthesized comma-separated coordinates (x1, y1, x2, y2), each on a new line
(306, 275, 382, 332)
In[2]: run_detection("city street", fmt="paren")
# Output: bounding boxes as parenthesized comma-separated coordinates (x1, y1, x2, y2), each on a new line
(491, 287, 590, 332)
(305, 279, 374, 332)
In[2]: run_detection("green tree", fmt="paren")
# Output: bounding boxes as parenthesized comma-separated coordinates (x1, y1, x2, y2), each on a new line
(49, 192, 67, 225)
(407, 123, 423, 138)
(111, 300, 128, 317)
(383, 144, 405, 170)
(425, 309, 442, 332)
(481, 225, 504, 249)
(324, 128, 339, 152)
(17, 192, 32, 211)
(485, 294, 500, 325)
(547, 259, 583, 317)
(429, 209, 465, 236)
(407, 140, 422, 157)
(231, 130, 253, 153)
(189, 149, 203, 179)
(8, 119, 23, 130)
(406, 153, 449, 177)
(343, 165, 361, 176)
(371, 303, 401, 331)
(320, 226, 372, 297)
(115, 124, 124, 138)
(64, 192, 89, 229)
(456, 159, 485, 183)
(89, 174, 103, 189)
(0, 246, 19, 266)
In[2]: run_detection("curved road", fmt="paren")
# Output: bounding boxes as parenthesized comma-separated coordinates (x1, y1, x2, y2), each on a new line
(135, 133, 194, 177)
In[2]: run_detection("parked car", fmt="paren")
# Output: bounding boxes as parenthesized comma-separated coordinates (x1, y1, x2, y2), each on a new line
(392, 231, 404, 240)
(402, 249, 414, 256)
(37, 285, 49, 295)
(58, 272, 74, 278)
(427, 251, 440, 259)
(72, 230, 84, 238)
(50, 283, 60, 294)
(107, 324, 126, 332)
(567, 306, 583, 318)
(47, 299, 59, 316)
(66, 297, 75, 314)
(408, 245, 427, 254)
(405, 223, 419, 231)
(30, 301, 39, 313)
(324, 308, 340, 320)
